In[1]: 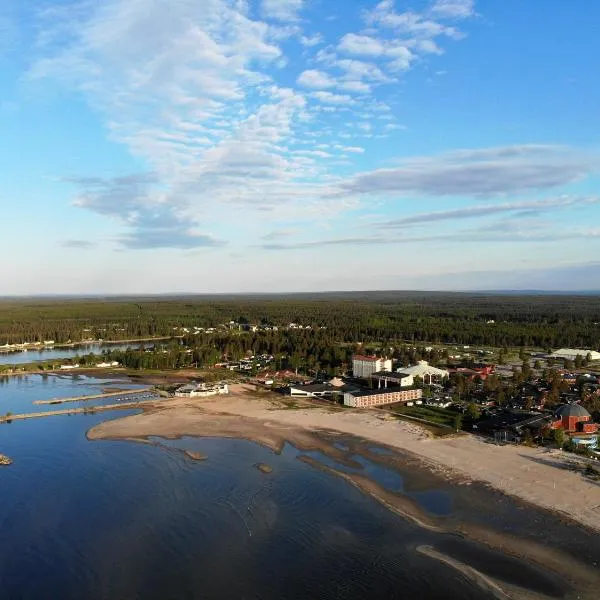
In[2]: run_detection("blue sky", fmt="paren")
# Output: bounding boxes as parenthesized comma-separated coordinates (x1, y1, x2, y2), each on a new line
(2, 0, 599, 294)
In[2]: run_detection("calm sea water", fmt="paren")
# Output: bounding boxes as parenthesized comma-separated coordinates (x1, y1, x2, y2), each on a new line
(0, 374, 157, 415)
(0, 342, 153, 366)
(0, 378, 590, 599)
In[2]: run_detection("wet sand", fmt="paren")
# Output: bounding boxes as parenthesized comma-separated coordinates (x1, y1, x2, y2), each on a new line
(89, 386, 600, 531)
(86, 386, 600, 598)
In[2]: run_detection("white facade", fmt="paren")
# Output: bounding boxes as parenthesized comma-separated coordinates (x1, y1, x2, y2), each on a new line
(397, 360, 449, 383)
(352, 355, 392, 378)
(177, 383, 229, 397)
(550, 349, 600, 361)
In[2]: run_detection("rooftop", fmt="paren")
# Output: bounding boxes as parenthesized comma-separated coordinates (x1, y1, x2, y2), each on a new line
(347, 386, 419, 397)
(555, 403, 591, 418)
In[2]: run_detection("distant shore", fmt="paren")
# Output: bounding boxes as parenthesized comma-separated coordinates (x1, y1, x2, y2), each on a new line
(0, 336, 178, 353)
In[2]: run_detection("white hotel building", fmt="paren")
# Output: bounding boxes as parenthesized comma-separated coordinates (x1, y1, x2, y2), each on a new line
(352, 355, 392, 379)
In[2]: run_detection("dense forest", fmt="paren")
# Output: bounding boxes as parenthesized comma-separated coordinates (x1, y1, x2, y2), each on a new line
(1, 292, 600, 349)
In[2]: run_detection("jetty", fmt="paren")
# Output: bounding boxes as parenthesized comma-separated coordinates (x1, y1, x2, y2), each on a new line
(0, 399, 158, 424)
(32, 388, 153, 405)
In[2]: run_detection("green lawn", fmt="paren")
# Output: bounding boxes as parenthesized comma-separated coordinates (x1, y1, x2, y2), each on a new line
(392, 404, 457, 427)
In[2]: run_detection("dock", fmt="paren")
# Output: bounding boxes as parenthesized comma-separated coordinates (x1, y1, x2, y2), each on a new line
(32, 388, 153, 405)
(0, 399, 158, 423)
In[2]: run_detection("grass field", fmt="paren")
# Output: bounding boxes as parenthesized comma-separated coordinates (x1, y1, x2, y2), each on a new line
(391, 404, 458, 427)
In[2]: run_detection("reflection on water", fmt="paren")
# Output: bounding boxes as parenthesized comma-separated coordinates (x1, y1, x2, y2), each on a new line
(0, 414, 543, 600)
(0, 374, 158, 415)
(0, 342, 153, 366)
(0, 381, 595, 599)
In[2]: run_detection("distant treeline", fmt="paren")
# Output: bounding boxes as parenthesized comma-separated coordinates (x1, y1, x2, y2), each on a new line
(1, 292, 600, 349)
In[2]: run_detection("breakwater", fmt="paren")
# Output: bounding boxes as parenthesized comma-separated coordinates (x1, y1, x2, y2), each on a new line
(32, 388, 153, 406)
(0, 399, 156, 423)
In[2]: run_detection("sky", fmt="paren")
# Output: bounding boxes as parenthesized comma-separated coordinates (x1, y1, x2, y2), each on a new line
(1, 0, 599, 294)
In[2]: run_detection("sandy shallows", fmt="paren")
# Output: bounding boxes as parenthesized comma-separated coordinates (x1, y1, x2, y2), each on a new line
(87, 385, 600, 533)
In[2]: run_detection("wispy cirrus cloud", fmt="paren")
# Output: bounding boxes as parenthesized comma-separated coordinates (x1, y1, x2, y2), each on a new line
(60, 239, 97, 249)
(342, 145, 596, 198)
(377, 195, 600, 227)
(25, 0, 597, 262)
(259, 227, 600, 251)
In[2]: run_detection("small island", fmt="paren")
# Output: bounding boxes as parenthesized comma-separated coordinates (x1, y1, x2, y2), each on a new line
(255, 463, 273, 474)
(0, 453, 13, 466)
(184, 450, 208, 461)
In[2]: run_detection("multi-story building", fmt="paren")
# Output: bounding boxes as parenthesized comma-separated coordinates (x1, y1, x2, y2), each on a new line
(343, 387, 422, 408)
(352, 355, 392, 378)
(372, 371, 414, 388)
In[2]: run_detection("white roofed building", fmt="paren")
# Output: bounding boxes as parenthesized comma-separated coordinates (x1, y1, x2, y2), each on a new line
(397, 361, 449, 384)
(549, 349, 600, 361)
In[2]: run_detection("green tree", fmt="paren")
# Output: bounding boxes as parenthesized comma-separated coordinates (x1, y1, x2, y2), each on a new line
(553, 428, 565, 449)
(466, 402, 481, 421)
(453, 413, 463, 432)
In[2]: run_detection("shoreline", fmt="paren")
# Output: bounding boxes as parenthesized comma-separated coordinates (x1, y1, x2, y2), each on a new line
(87, 385, 600, 533)
(0, 336, 177, 353)
(85, 388, 600, 598)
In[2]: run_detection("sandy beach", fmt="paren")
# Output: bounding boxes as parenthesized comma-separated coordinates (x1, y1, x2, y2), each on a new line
(86, 384, 600, 598)
(87, 384, 600, 533)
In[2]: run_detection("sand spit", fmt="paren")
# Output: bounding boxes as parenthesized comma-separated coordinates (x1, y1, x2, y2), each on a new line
(184, 450, 208, 461)
(417, 545, 511, 600)
(86, 386, 600, 532)
(298, 455, 598, 599)
(86, 387, 600, 597)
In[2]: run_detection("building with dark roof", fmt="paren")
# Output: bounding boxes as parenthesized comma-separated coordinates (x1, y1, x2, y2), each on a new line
(474, 411, 553, 442)
(372, 371, 414, 388)
(551, 403, 598, 433)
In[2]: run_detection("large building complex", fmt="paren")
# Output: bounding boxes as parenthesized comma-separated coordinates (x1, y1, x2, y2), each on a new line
(397, 360, 449, 383)
(343, 387, 422, 408)
(372, 371, 414, 388)
(352, 355, 392, 378)
(549, 349, 600, 361)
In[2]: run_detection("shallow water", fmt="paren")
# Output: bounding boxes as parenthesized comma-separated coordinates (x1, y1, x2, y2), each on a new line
(0, 380, 596, 599)
(0, 373, 157, 415)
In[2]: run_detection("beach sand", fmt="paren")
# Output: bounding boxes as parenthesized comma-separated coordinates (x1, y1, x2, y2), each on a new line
(86, 384, 600, 598)
(88, 384, 600, 533)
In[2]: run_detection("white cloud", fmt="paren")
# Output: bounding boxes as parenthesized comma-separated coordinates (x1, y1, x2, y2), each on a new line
(430, 0, 476, 19)
(297, 69, 335, 89)
(343, 145, 596, 198)
(342, 146, 365, 153)
(310, 91, 356, 105)
(262, 0, 304, 22)
(377, 196, 600, 227)
(300, 33, 323, 47)
(338, 33, 386, 57)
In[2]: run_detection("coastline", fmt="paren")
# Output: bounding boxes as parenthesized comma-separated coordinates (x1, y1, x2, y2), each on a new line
(86, 384, 600, 533)
(85, 386, 600, 598)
